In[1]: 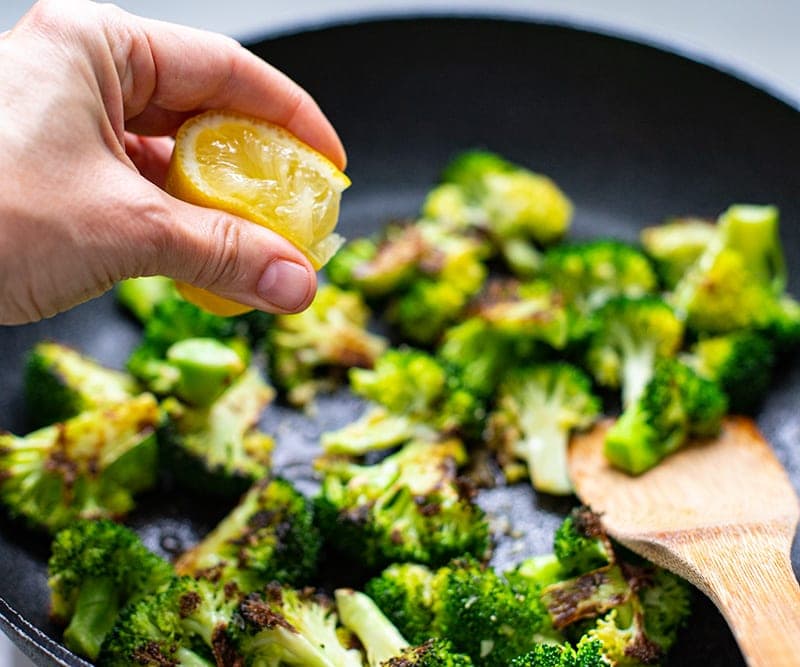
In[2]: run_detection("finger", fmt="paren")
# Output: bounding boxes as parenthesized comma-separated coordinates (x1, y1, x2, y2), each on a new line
(124, 133, 173, 188)
(140, 187, 318, 314)
(120, 13, 346, 168)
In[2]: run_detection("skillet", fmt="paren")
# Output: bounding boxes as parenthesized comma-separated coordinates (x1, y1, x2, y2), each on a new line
(0, 15, 799, 667)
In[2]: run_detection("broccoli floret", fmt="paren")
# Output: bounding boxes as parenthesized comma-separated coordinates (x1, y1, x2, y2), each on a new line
(543, 240, 658, 310)
(365, 563, 437, 646)
(176, 477, 320, 590)
(421, 183, 483, 233)
(673, 204, 787, 335)
(98, 575, 241, 667)
(315, 439, 489, 569)
(433, 556, 554, 667)
(586, 295, 683, 407)
(685, 332, 774, 414)
(509, 642, 579, 667)
(160, 368, 275, 497)
(24, 342, 139, 427)
(350, 348, 483, 435)
(383, 639, 474, 667)
(268, 284, 388, 406)
(604, 359, 727, 475)
(228, 584, 362, 667)
(116, 276, 178, 323)
(487, 363, 600, 493)
(389, 279, 472, 346)
(48, 520, 174, 660)
(321, 406, 435, 456)
(441, 150, 573, 250)
(553, 507, 614, 576)
(335, 589, 409, 665)
(0, 393, 160, 531)
(762, 294, 800, 352)
(640, 218, 717, 289)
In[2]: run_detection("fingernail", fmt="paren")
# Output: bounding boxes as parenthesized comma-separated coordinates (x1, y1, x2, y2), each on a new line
(257, 259, 312, 311)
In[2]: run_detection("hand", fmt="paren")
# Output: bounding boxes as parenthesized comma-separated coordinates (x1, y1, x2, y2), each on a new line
(0, 0, 346, 325)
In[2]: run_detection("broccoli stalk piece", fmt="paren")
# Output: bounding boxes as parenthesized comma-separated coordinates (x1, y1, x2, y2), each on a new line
(161, 367, 275, 496)
(334, 589, 409, 665)
(0, 393, 160, 531)
(543, 240, 658, 310)
(24, 341, 139, 427)
(487, 363, 600, 494)
(98, 575, 242, 667)
(553, 506, 614, 576)
(48, 520, 174, 660)
(640, 217, 717, 289)
(315, 439, 489, 569)
(684, 332, 775, 414)
(228, 584, 363, 667)
(176, 477, 320, 590)
(166, 337, 247, 407)
(673, 204, 788, 335)
(268, 284, 387, 406)
(586, 295, 683, 407)
(116, 276, 178, 323)
(604, 359, 727, 475)
(321, 406, 436, 456)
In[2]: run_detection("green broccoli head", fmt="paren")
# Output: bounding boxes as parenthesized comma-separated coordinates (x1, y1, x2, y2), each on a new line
(383, 638, 475, 667)
(24, 341, 140, 428)
(761, 294, 800, 353)
(640, 217, 717, 289)
(160, 367, 275, 497)
(441, 150, 573, 248)
(315, 439, 489, 569)
(543, 240, 658, 310)
(388, 279, 472, 346)
(176, 477, 320, 591)
(509, 642, 579, 667)
(48, 520, 174, 660)
(586, 295, 683, 407)
(604, 359, 727, 475)
(433, 556, 553, 667)
(688, 332, 775, 414)
(268, 284, 388, 406)
(488, 363, 600, 493)
(228, 584, 363, 667)
(421, 183, 484, 232)
(0, 393, 160, 532)
(365, 563, 437, 647)
(553, 507, 614, 576)
(98, 575, 242, 667)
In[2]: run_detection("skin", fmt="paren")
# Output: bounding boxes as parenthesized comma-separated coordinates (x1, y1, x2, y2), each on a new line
(0, 0, 347, 325)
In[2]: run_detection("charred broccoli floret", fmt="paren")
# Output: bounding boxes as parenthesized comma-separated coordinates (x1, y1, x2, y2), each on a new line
(673, 204, 787, 334)
(685, 331, 775, 414)
(585, 295, 683, 407)
(383, 639, 474, 667)
(487, 363, 600, 493)
(640, 218, 717, 289)
(48, 520, 174, 660)
(228, 584, 362, 666)
(160, 367, 275, 497)
(321, 406, 435, 457)
(98, 575, 241, 667)
(24, 341, 139, 427)
(553, 507, 614, 576)
(116, 276, 178, 323)
(543, 240, 658, 310)
(315, 439, 489, 569)
(0, 393, 160, 531)
(176, 477, 320, 590)
(268, 284, 387, 406)
(604, 359, 727, 475)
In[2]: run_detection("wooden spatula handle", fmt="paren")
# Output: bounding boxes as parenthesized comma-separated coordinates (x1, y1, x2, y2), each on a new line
(679, 530, 800, 667)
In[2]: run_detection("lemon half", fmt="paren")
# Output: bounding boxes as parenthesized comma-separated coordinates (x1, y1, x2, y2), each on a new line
(165, 110, 350, 315)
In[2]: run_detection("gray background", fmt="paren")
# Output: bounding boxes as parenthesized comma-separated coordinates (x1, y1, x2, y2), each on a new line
(1, 0, 798, 664)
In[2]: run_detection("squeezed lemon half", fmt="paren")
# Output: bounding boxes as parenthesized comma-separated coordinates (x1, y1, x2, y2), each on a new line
(165, 110, 350, 316)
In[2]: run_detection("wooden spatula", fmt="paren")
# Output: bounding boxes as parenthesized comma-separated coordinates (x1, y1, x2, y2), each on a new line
(568, 416, 800, 667)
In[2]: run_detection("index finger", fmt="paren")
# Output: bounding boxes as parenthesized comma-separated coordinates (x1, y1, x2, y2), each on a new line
(113, 11, 346, 168)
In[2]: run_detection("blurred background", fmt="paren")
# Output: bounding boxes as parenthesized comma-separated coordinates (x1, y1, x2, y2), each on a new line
(1, 0, 798, 664)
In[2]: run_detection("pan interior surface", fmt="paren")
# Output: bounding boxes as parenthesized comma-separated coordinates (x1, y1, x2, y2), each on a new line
(1, 16, 799, 667)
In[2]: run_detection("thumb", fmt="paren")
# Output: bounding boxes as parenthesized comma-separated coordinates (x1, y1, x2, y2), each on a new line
(146, 190, 317, 314)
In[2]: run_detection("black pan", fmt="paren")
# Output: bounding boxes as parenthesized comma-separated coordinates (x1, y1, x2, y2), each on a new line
(1, 15, 799, 667)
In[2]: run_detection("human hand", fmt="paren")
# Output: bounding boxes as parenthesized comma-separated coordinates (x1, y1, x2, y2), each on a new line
(0, 0, 346, 325)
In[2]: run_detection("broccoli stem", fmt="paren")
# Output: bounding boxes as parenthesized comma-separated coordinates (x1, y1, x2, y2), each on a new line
(621, 343, 656, 408)
(62, 577, 120, 660)
(520, 424, 571, 495)
(246, 630, 334, 667)
(335, 589, 409, 666)
(175, 648, 216, 667)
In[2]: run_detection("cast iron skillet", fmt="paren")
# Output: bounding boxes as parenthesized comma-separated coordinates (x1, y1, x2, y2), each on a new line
(1, 16, 799, 667)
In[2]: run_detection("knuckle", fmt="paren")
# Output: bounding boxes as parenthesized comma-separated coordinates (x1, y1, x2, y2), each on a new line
(193, 214, 246, 288)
